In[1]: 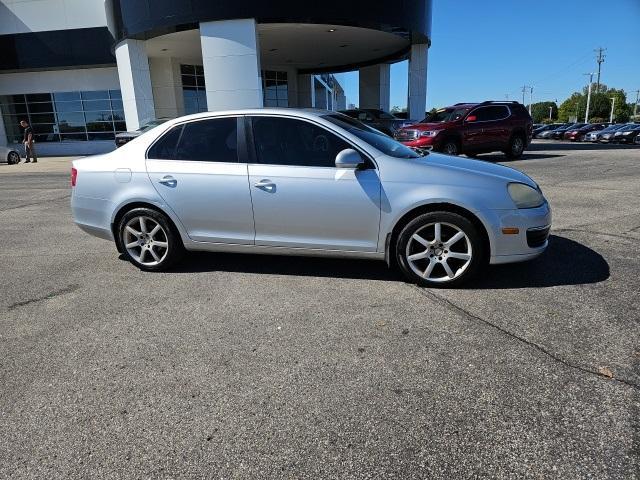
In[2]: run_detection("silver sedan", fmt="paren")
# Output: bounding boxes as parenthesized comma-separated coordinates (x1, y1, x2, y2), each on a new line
(71, 109, 551, 287)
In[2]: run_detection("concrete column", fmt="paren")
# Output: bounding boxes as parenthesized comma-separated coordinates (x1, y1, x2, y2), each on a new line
(408, 44, 429, 120)
(115, 39, 156, 131)
(297, 74, 314, 108)
(149, 57, 184, 119)
(200, 18, 263, 110)
(0, 113, 7, 147)
(358, 64, 390, 111)
(314, 78, 328, 110)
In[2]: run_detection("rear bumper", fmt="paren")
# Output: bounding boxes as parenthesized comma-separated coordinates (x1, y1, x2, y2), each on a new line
(71, 194, 114, 241)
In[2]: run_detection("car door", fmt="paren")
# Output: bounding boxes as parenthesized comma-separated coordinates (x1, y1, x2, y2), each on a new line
(145, 116, 255, 244)
(473, 105, 511, 149)
(246, 115, 381, 252)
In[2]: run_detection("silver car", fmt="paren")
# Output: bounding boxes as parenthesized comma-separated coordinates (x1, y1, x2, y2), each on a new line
(1, 145, 21, 164)
(71, 109, 551, 287)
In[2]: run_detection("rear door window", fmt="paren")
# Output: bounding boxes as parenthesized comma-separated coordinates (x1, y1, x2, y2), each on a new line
(175, 117, 238, 162)
(474, 106, 510, 122)
(147, 125, 183, 159)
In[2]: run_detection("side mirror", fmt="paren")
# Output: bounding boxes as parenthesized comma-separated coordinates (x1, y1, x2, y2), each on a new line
(335, 148, 364, 169)
(466, 115, 477, 122)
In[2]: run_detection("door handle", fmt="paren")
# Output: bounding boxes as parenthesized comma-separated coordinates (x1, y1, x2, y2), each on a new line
(158, 175, 177, 187)
(254, 179, 276, 192)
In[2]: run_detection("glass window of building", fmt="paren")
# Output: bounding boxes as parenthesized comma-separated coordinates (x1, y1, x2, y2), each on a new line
(262, 71, 288, 107)
(181, 64, 207, 115)
(0, 89, 124, 143)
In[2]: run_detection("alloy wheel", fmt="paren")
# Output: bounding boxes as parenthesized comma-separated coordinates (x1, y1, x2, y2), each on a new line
(122, 215, 169, 266)
(405, 222, 473, 282)
(512, 137, 524, 155)
(443, 142, 458, 155)
(8, 152, 20, 165)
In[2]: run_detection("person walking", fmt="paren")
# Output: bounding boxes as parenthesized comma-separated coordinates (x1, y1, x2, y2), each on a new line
(20, 120, 37, 163)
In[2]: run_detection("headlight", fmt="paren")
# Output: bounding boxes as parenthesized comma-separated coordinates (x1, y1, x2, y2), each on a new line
(508, 183, 545, 209)
(420, 130, 440, 137)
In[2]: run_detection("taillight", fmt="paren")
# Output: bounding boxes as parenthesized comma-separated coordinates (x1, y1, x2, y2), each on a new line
(71, 167, 77, 187)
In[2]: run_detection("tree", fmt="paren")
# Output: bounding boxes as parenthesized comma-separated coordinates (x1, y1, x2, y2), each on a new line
(558, 93, 584, 122)
(530, 101, 558, 123)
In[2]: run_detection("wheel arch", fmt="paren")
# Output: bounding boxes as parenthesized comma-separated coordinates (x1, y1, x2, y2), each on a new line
(385, 202, 491, 266)
(111, 201, 185, 253)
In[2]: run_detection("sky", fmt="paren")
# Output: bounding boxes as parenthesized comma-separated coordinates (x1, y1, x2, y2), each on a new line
(335, 0, 640, 110)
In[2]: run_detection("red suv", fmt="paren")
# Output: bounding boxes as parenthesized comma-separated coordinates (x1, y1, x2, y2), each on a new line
(394, 101, 533, 159)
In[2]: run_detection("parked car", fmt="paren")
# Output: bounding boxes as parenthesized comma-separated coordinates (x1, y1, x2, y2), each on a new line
(585, 124, 621, 142)
(612, 123, 640, 143)
(533, 123, 565, 138)
(394, 101, 533, 159)
(599, 124, 632, 143)
(71, 109, 551, 287)
(115, 118, 172, 147)
(1, 145, 21, 165)
(537, 124, 569, 139)
(552, 123, 586, 140)
(339, 109, 416, 136)
(564, 123, 609, 142)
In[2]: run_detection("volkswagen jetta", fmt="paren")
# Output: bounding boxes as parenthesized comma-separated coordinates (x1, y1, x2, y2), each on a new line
(71, 109, 551, 287)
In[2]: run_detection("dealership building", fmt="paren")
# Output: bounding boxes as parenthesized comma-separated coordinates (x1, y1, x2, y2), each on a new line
(0, 0, 432, 155)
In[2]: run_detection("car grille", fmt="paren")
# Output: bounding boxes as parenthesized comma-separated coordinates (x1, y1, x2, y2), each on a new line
(526, 226, 550, 248)
(395, 129, 419, 141)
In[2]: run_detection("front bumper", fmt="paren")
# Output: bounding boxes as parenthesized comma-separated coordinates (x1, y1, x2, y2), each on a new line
(483, 202, 552, 265)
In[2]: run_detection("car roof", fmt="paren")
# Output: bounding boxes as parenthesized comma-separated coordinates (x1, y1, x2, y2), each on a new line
(163, 108, 336, 126)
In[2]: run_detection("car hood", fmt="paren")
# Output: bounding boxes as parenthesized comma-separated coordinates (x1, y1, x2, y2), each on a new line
(422, 153, 537, 186)
(400, 122, 452, 131)
(380, 152, 537, 188)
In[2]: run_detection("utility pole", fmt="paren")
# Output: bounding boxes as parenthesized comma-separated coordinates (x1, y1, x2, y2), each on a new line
(583, 73, 595, 123)
(610, 96, 616, 123)
(505, 93, 510, 100)
(521, 86, 528, 105)
(634, 90, 639, 119)
(529, 86, 533, 115)
(595, 47, 606, 93)
(549, 105, 553, 120)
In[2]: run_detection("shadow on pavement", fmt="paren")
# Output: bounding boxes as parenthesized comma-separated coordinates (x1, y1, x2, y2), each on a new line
(466, 235, 610, 289)
(167, 235, 608, 288)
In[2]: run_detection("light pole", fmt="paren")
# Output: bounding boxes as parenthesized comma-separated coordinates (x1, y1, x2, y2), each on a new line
(609, 97, 616, 123)
(549, 105, 553, 120)
(529, 86, 533, 116)
(583, 73, 595, 124)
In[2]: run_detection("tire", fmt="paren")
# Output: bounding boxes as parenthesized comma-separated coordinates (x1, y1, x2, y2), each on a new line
(395, 211, 485, 288)
(7, 151, 20, 165)
(440, 139, 460, 156)
(504, 134, 525, 159)
(117, 207, 184, 271)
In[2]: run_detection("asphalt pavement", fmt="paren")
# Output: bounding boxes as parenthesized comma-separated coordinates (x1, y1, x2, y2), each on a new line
(1, 141, 639, 479)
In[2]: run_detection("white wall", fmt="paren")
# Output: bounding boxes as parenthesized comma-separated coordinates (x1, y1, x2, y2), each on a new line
(0, 0, 110, 35)
(0, 66, 119, 94)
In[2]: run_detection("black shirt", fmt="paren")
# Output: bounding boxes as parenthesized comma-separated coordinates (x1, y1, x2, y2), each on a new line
(23, 126, 33, 142)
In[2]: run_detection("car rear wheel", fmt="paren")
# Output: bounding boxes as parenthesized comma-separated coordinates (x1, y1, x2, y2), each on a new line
(7, 151, 20, 165)
(395, 212, 484, 287)
(505, 135, 525, 159)
(117, 208, 183, 271)
(441, 139, 460, 156)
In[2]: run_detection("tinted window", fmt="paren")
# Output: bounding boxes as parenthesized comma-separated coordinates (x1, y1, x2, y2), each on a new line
(423, 108, 468, 123)
(147, 125, 183, 159)
(323, 114, 420, 159)
(175, 117, 238, 162)
(251, 117, 353, 167)
(474, 106, 510, 121)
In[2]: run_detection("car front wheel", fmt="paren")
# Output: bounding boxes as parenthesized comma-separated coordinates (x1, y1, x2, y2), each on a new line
(117, 208, 183, 271)
(396, 212, 484, 287)
(7, 151, 20, 165)
(441, 139, 460, 156)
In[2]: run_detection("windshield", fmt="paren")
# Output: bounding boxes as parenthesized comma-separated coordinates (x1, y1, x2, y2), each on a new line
(422, 108, 468, 123)
(323, 114, 420, 159)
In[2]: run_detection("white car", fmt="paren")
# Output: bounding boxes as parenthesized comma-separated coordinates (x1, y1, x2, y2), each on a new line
(1, 145, 21, 165)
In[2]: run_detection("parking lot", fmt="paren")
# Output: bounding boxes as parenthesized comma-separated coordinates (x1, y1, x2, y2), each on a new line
(1, 141, 639, 478)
